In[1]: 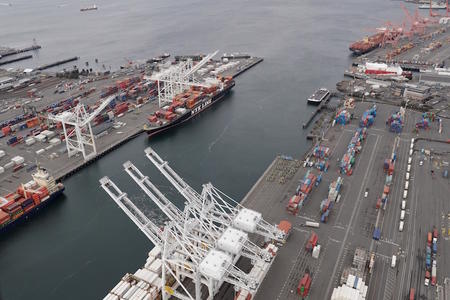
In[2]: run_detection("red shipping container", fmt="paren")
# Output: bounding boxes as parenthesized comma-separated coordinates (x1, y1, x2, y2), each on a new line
(1, 126, 11, 136)
(0, 210, 10, 224)
(32, 194, 41, 205)
(24, 204, 35, 213)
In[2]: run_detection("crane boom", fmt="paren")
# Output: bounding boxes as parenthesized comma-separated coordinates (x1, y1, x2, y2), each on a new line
(99, 176, 164, 247)
(144, 147, 285, 242)
(123, 161, 271, 262)
(81, 95, 116, 126)
(183, 50, 219, 78)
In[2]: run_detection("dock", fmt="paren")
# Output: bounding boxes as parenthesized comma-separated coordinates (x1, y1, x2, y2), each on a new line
(0, 55, 264, 193)
(0, 45, 41, 58)
(0, 55, 33, 66)
(36, 56, 79, 71)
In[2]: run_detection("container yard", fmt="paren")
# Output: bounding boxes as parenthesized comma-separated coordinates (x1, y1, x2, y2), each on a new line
(0, 53, 263, 193)
(101, 100, 449, 299)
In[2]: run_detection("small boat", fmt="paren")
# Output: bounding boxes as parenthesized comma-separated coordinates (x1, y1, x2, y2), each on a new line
(80, 5, 97, 12)
(307, 88, 330, 104)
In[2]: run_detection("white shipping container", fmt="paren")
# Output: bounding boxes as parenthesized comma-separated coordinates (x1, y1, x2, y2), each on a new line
(49, 138, 61, 145)
(148, 247, 161, 258)
(25, 137, 35, 145)
(407, 164, 411, 172)
(409, 149, 413, 156)
(405, 181, 409, 190)
(36, 149, 45, 155)
(123, 285, 139, 299)
(408, 157, 412, 164)
(391, 255, 397, 267)
(399, 221, 404, 232)
(400, 210, 405, 220)
(4, 161, 14, 169)
(401, 200, 406, 210)
(403, 190, 408, 199)
(148, 259, 162, 274)
(11, 156, 24, 165)
(0, 166, 4, 174)
(35, 134, 46, 142)
(312, 245, 321, 259)
(305, 221, 320, 228)
(45, 145, 53, 151)
(103, 293, 119, 300)
(41, 130, 56, 139)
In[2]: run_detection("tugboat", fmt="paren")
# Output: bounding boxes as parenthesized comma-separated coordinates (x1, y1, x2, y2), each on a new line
(80, 5, 97, 12)
(307, 88, 330, 105)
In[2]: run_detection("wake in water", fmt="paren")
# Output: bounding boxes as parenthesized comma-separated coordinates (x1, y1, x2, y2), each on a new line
(208, 122, 230, 152)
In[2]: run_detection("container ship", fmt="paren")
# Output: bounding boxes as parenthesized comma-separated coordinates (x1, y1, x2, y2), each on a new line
(307, 88, 330, 104)
(143, 77, 234, 137)
(349, 32, 385, 55)
(0, 168, 65, 233)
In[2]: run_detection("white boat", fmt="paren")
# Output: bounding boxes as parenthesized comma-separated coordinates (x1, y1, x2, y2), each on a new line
(80, 4, 97, 11)
(419, 2, 446, 9)
(307, 88, 330, 104)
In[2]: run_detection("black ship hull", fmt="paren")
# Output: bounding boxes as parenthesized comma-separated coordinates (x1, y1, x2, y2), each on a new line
(144, 82, 234, 137)
(0, 187, 65, 234)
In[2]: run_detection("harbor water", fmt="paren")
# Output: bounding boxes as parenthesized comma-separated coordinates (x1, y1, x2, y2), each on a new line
(0, 0, 408, 299)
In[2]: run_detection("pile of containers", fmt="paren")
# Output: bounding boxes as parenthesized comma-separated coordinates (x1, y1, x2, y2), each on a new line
(319, 177, 343, 223)
(416, 117, 429, 129)
(335, 109, 351, 125)
(286, 170, 317, 215)
(331, 274, 368, 300)
(104, 246, 162, 300)
(387, 111, 404, 133)
(359, 105, 377, 128)
(305, 232, 318, 253)
(0, 179, 50, 228)
(424, 228, 438, 286)
(340, 128, 367, 175)
(312, 146, 330, 159)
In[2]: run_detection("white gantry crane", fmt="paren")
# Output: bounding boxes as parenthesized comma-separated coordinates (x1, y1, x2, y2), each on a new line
(144, 147, 285, 242)
(99, 175, 262, 300)
(47, 95, 115, 160)
(151, 50, 219, 107)
(122, 161, 272, 263)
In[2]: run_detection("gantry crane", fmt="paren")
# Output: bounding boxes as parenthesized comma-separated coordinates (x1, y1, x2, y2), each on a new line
(144, 147, 285, 242)
(151, 50, 220, 107)
(100, 176, 262, 300)
(123, 161, 272, 263)
(47, 95, 115, 160)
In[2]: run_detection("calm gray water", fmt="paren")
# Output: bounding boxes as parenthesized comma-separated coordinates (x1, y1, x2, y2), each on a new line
(0, 0, 410, 299)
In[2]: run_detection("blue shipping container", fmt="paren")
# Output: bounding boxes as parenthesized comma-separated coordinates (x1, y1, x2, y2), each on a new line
(373, 228, 381, 240)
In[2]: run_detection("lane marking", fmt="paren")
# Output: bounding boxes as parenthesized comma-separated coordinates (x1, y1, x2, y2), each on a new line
(325, 134, 381, 298)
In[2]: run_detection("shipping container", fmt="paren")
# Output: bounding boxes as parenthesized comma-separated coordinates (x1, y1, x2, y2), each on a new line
(400, 210, 405, 220)
(373, 228, 381, 240)
(305, 221, 320, 228)
(391, 255, 397, 268)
